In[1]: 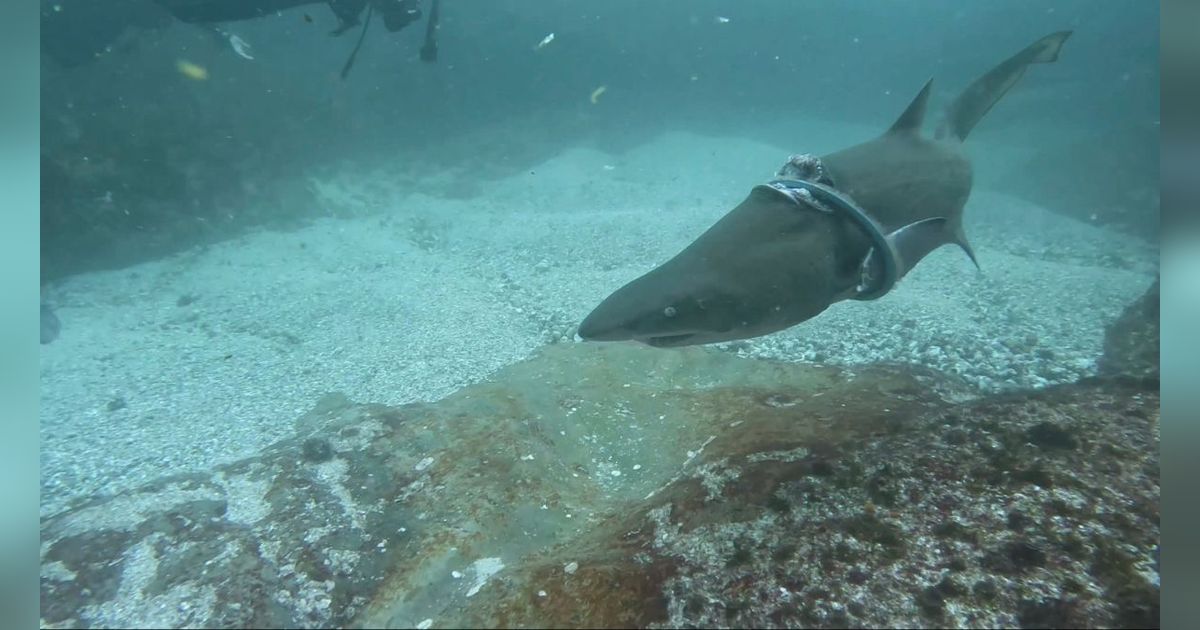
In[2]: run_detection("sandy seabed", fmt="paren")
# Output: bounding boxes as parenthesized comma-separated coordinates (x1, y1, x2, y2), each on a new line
(39, 128, 1156, 517)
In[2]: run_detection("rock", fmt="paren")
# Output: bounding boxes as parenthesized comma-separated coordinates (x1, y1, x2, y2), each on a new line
(39, 343, 1158, 628)
(1098, 277, 1159, 380)
(41, 304, 61, 345)
(300, 437, 334, 464)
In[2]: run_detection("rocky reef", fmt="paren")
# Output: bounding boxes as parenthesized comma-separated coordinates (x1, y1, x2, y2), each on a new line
(41, 337, 1158, 628)
(1098, 277, 1160, 381)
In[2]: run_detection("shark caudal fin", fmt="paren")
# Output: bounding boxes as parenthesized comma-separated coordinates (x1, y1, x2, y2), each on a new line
(935, 30, 1072, 142)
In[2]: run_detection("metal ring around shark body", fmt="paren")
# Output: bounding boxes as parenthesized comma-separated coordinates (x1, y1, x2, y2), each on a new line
(758, 178, 900, 301)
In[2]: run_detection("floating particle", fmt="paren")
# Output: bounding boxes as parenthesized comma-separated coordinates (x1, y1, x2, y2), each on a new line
(228, 34, 254, 60)
(633, 464, 642, 470)
(590, 85, 607, 104)
(535, 33, 555, 50)
(416, 620, 433, 630)
(414, 456, 435, 471)
(610, 469, 621, 477)
(176, 60, 209, 80)
(538, 590, 547, 597)
(715, 16, 731, 24)
(451, 570, 463, 579)
(564, 561, 579, 574)
(521, 454, 535, 461)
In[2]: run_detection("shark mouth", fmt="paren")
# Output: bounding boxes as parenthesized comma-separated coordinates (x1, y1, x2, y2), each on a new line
(642, 333, 697, 348)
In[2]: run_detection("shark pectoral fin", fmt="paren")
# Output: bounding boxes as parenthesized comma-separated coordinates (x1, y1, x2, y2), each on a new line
(885, 217, 979, 278)
(953, 221, 981, 271)
(886, 217, 948, 278)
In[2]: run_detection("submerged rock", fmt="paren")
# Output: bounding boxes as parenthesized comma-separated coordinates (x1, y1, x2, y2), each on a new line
(41, 304, 61, 345)
(1098, 277, 1159, 381)
(39, 343, 1158, 629)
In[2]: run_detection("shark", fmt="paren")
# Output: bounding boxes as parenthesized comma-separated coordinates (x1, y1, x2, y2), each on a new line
(578, 30, 1072, 348)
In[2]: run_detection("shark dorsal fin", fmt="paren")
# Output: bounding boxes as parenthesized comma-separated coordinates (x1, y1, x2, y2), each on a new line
(886, 78, 934, 135)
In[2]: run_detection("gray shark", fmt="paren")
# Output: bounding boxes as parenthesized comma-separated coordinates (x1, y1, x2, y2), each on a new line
(579, 31, 1072, 348)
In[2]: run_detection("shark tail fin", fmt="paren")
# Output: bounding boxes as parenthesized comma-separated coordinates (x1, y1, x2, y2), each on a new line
(935, 30, 1072, 142)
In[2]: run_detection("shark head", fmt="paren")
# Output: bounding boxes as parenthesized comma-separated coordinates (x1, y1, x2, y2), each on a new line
(577, 263, 750, 347)
(578, 189, 848, 348)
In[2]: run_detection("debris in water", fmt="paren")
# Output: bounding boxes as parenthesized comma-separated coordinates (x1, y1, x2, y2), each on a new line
(176, 60, 208, 80)
(590, 85, 607, 104)
(564, 561, 579, 575)
(227, 34, 254, 60)
(534, 33, 555, 51)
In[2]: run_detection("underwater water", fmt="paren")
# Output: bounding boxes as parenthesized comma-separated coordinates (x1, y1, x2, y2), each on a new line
(40, 1, 1158, 628)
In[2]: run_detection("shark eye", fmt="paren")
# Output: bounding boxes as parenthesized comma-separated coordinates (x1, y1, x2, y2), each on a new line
(663, 306, 678, 318)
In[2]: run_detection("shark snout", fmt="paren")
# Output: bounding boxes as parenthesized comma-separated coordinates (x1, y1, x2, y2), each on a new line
(576, 305, 634, 342)
(577, 275, 679, 343)
(578, 266, 729, 346)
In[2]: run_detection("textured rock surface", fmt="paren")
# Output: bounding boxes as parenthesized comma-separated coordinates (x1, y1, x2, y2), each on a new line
(40, 343, 1158, 629)
(1098, 277, 1160, 381)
